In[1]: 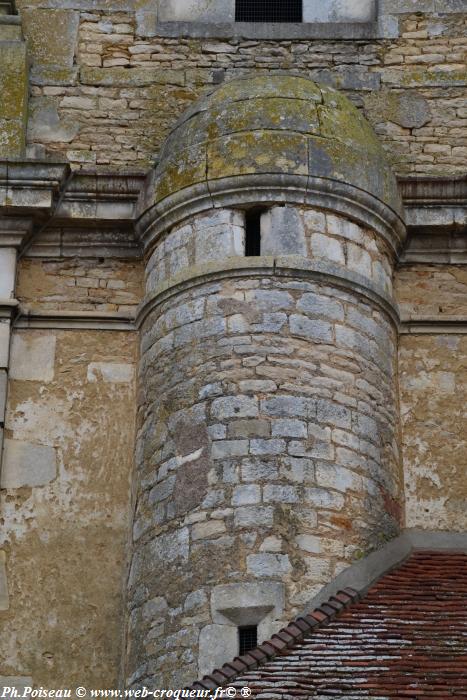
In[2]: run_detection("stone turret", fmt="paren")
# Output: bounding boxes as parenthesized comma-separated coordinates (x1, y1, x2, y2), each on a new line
(127, 74, 406, 687)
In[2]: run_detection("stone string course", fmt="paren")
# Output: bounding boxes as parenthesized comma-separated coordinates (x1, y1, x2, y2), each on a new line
(19, 7, 467, 174)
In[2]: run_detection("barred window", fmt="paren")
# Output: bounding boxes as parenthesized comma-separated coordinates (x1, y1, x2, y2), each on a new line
(238, 626, 258, 655)
(235, 0, 303, 23)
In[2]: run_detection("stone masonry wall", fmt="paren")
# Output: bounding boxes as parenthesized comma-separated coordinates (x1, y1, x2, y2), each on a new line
(399, 334, 467, 533)
(17, 257, 143, 314)
(128, 206, 402, 686)
(15, 5, 467, 175)
(395, 265, 467, 532)
(0, 328, 137, 688)
(145, 208, 394, 296)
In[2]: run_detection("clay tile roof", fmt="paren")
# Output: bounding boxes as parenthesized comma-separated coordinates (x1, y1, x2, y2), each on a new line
(192, 551, 467, 697)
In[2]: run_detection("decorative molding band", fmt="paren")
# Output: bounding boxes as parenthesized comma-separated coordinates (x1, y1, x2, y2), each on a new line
(400, 317, 467, 335)
(138, 173, 406, 256)
(14, 309, 136, 331)
(1, 165, 466, 261)
(137, 256, 399, 329)
(0, 299, 18, 320)
(398, 175, 467, 205)
(155, 20, 379, 40)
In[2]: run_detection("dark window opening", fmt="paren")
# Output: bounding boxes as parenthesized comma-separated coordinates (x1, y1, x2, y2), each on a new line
(239, 625, 258, 656)
(245, 209, 262, 256)
(235, 0, 302, 23)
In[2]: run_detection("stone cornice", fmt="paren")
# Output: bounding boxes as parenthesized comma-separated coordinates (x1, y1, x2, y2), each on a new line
(137, 173, 406, 257)
(0, 299, 19, 320)
(13, 308, 136, 331)
(0, 165, 465, 261)
(400, 316, 467, 335)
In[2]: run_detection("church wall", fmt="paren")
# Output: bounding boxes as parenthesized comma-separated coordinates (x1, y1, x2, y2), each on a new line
(14, 4, 466, 176)
(395, 265, 467, 532)
(16, 258, 143, 314)
(0, 258, 140, 686)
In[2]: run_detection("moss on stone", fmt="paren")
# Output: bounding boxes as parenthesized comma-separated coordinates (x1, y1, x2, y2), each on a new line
(153, 74, 401, 213)
(0, 40, 28, 157)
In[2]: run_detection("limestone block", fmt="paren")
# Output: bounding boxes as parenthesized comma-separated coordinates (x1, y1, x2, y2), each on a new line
(232, 484, 261, 506)
(0, 248, 16, 298)
(234, 506, 273, 527)
(0, 678, 33, 693)
(289, 314, 333, 343)
(0, 322, 10, 368)
(211, 395, 258, 420)
(263, 484, 299, 503)
(192, 520, 226, 540)
(87, 362, 134, 384)
(297, 292, 344, 322)
(198, 624, 237, 678)
(211, 440, 249, 459)
(0, 40, 28, 158)
(9, 333, 56, 382)
(0, 550, 8, 610)
(1, 438, 57, 489)
(310, 232, 345, 264)
(211, 581, 284, 625)
(247, 553, 292, 577)
(21, 9, 79, 82)
(261, 207, 306, 257)
(0, 370, 6, 418)
(303, 0, 375, 23)
(28, 97, 80, 144)
(159, 0, 235, 22)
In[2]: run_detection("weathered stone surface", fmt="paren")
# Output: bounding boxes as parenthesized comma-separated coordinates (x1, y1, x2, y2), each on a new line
(154, 75, 402, 216)
(10, 333, 56, 382)
(0, 323, 10, 368)
(1, 330, 137, 688)
(159, 0, 234, 22)
(0, 39, 28, 157)
(303, 0, 375, 22)
(0, 551, 8, 610)
(261, 206, 307, 257)
(399, 333, 467, 532)
(197, 624, 237, 679)
(87, 362, 134, 383)
(247, 553, 292, 577)
(0, 248, 16, 298)
(21, 9, 79, 79)
(1, 439, 57, 488)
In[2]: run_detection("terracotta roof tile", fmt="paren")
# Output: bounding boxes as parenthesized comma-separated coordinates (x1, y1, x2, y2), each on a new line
(192, 551, 467, 696)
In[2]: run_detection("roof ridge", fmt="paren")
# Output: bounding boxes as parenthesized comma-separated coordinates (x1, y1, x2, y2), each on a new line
(189, 586, 361, 691)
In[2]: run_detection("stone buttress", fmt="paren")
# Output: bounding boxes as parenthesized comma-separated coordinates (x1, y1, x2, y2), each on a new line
(126, 75, 406, 686)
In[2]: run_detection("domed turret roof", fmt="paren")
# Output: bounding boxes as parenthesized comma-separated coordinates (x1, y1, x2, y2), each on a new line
(147, 75, 404, 246)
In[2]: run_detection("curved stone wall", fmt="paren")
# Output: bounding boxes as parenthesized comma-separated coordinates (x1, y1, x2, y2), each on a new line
(126, 206, 403, 686)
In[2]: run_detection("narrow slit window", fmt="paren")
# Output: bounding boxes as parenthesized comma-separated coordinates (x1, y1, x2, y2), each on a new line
(239, 625, 258, 656)
(235, 0, 302, 23)
(245, 210, 262, 256)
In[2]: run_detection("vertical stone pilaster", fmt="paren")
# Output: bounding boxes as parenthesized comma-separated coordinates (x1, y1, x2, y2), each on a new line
(0, 220, 30, 476)
(0, 2, 28, 158)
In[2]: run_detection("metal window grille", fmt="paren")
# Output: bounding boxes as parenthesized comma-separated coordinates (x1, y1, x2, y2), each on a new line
(235, 0, 302, 22)
(239, 626, 258, 656)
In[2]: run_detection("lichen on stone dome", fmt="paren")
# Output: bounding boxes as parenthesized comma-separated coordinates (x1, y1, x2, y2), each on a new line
(152, 74, 403, 223)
